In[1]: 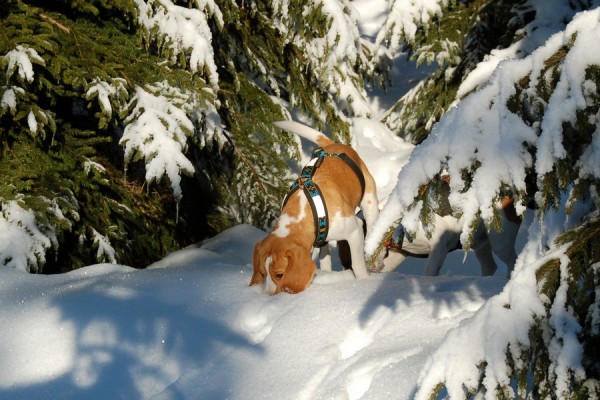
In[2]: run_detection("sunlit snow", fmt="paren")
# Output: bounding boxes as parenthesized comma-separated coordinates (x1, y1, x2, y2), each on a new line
(1, 1, 599, 399)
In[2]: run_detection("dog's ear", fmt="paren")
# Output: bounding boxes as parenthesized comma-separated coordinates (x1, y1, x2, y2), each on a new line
(280, 247, 316, 294)
(250, 242, 265, 286)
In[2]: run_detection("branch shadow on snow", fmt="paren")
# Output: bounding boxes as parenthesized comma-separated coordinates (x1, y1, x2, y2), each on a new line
(1, 269, 263, 400)
(358, 270, 505, 328)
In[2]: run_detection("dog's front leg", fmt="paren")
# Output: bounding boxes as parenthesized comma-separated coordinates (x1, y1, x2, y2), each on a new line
(423, 242, 448, 276)
(318, 245, 332, 272)
(423, 229, 459, 276)
(347, 221, 369, 279)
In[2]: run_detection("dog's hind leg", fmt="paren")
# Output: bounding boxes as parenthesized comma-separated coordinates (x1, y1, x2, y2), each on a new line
(359, 174, 379, 233)
(472, 228, 498, 276)
(423, 217, 461, 276)
(473, 240, 498, 276)
(360, 170, 383, 269)
(488, 198, 521, 277)
(488, 219, 520, 277)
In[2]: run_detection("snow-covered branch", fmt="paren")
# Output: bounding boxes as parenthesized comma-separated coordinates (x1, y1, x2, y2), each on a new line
(375, 0, 448, 51)
(85, 77, 129, 124)
(2, 44, 45, 84)
(274, 0, 374, 120)
(0, 199, 59, 272)
(134, 0, 221, 90)
(367, 7, 600, 257)
(90, 227, 118, 265)
(121, 83, 196, 202)
(2, 45, 56, 139)
(120, 81, 224, 202)
(370, 7, 600, 399)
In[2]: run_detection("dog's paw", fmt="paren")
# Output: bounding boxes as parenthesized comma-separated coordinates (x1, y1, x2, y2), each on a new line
(367, 263, 384, 273)
(367, 256, 385, 273)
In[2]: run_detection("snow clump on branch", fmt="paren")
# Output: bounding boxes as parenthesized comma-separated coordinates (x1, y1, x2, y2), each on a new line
(134, 0, 221, 90)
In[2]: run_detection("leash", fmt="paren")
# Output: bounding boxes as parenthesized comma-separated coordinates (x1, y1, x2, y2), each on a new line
(282, 147, 366, 248)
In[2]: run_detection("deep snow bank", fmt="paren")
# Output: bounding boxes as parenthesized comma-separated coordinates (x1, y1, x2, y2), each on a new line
(0, 224, 506, 400)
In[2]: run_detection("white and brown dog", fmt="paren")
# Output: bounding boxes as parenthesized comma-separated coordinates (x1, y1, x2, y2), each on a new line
(250, 121, 379, 295)
(377, 195, 522, 277)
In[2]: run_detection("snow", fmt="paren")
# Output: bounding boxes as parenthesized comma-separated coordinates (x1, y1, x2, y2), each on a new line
(0, 87, 20, 113)
(0, 114, 531, 398)
(0, 199, 57, 272)
(350, 117, 414, 202)
(0, 223, 510, 400)
(85, 78, 128, 120)
(366, 5, 600, 255)
(27, 110, 38, 134)
(2, 1, 600, 399)
(2, 45, 44, 83)
(90, 229, 118, 265)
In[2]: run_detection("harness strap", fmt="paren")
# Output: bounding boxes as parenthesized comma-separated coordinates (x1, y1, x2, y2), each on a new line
(302, 179, 328, 246)
(282, 147, 365, 248)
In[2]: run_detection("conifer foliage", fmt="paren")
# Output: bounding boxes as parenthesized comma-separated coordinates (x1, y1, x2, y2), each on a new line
(366, 1, 600, 398)
(0, 0, 378, 272)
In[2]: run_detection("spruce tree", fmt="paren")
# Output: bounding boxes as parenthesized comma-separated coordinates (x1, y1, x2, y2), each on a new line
(379, 0, 531, 144)
(368, 1, 600, 398)
(0, 0, 381, 272)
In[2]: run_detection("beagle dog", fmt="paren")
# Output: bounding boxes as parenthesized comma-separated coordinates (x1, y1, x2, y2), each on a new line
(376, 195, 522, 277)
(250, 121, 379, 295)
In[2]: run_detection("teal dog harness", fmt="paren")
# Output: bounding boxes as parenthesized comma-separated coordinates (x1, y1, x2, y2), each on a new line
(282, 147, 365, 248)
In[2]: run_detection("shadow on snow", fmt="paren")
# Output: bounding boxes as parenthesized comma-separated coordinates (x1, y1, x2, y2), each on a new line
(0, 268, 263, 400)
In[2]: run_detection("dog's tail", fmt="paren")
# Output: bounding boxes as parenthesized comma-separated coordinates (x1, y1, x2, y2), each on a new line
(274, 120, 334, 148)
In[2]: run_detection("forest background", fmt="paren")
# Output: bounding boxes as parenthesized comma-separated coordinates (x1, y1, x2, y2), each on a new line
(0, 0, 595, 274)
(2, 0, 600, 398)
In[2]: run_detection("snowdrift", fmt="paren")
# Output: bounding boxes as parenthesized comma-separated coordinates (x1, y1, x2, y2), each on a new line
(0, 224, 508, 400)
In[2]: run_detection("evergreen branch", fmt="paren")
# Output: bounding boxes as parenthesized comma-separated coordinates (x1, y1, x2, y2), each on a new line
(70, 26, 90, 75)
(220, 129, 266, 195)
(368, 224, 396, 266)
(39, 14, 71, 34)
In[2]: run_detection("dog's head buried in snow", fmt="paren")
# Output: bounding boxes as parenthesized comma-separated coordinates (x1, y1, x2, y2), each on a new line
(250, 121, 380, 295)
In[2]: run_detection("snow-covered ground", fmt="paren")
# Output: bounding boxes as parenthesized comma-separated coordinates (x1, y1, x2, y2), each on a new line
(0, 224, 518, 400)
(0, 114, 526, 399)
(0, 2, 518, 399)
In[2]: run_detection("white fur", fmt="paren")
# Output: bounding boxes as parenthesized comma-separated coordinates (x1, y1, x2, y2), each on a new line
(273, 121, 328, 145)
(273, 193, 308, 238)
(317, 246, 333, 272)
(264, 256, 276, 294)
(320, 213, 369, 278)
